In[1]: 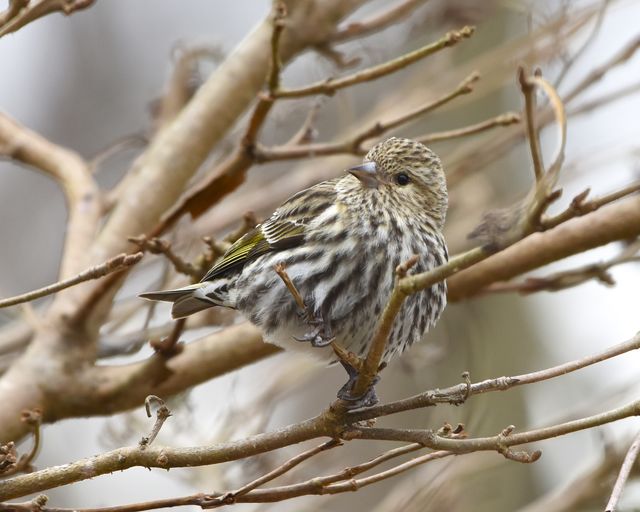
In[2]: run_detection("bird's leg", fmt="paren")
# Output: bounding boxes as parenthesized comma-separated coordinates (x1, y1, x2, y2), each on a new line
(294, 311, 335, 348)
(336, 360, 384, 408)
(274, 263, 335, 348)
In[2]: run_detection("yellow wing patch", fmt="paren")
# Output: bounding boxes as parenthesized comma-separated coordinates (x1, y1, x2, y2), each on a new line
(200, 219, 306, 282)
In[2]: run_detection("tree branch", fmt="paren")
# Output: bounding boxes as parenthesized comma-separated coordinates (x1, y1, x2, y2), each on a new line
(0, 253, 142, 309)
(605, 430, 640, 512)
(0, 112, 101, 280)
(448, 195, 640, 301)
(273, 26, 475, 98)
(417, 111, 521, 144)
(2, 329, 640, 501)
(331, 0, 428, 42)
(255, 71, 481, 161)
(0, 0, 95, 38)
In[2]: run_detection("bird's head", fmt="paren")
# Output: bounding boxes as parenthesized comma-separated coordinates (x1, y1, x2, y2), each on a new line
(346, 137, 448, 229)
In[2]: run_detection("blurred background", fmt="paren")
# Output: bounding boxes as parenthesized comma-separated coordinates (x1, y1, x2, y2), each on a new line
(1, 0, 639, 510)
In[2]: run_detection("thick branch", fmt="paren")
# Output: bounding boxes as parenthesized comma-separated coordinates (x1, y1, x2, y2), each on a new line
(2, 331, 640, 500)
(70, 323, 278, 416)
(0, 0, 367, 446)
(0, 112, 100, 280)
(448, 196, 640, 301)
(92, 0, 365, 262)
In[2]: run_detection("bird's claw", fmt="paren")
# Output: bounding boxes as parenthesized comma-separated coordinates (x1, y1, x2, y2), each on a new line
(293, 329, 334, 348)
(336, 360, 380, 409)
(295, 312, 334, 348)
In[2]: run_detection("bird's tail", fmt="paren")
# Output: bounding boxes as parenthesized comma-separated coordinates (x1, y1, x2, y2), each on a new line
(139, 283, 217, 319)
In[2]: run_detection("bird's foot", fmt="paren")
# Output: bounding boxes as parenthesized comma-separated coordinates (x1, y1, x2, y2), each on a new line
(294, 312, 334, 348)
(336, 360, 380, 409)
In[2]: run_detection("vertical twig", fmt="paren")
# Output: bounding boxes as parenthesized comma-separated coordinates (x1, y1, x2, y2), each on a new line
(605, 431, 640, 512)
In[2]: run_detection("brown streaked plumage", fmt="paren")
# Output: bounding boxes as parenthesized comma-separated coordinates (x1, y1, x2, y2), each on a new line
(141, 137, 449, 406)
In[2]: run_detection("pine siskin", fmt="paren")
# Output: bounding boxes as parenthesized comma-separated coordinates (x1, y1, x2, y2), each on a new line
(141, 137, 448, 406)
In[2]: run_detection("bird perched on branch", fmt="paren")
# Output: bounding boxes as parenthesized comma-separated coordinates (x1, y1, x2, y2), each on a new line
(141, 137, 448, 407)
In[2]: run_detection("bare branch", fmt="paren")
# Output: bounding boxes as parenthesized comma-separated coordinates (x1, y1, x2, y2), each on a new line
(138, 396, 172, 450)
(255, 71, 481, 162)
(0, 0, 95, 38)
(518, 67, 545, 181)
(417, 111, 521, 144)
(554, 0, 611, 89)
(205, 439, 341, 508)
(147, 4, 289, 231)
(273, 26, 475, 98)
(564, 33, 640, 104)
(0, 253, 143, 309)
(605, 431, 640, 512)
(0, 409, 42, 477)
(483, 243, 640, 295)
(449, 196, 640, 301)
(331, 0, 428, 42)
(345, 255, 420, 400)
(543, 182, 640, 229)
(349, 332, 640, 422)
(149, 318, 186, 357)
(274, 264, 307, 313)
(468, 69, 567, 250)
(0, 112, 100, 280)
(2, 330, 640, 501)
(0, 0, 28, 26)
(128, 236, 199, 280)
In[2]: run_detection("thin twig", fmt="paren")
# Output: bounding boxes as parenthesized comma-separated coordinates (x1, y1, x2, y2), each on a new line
(564, 34, 640, 104)
(256, 72, 480, 162)
(347, 248, 486, 401)
(274, 264, 360, 368)
(482, 251, 640, 295)
(417, 111, 520, 144)
(349, 332, 640, 422)
(518, 67, 544, 182)
(0, 446, 446, 511)
(149, 318, 186, 357)
(242, 1, 287, 145)
(205, 439, 341, 508)
(0, 410, 42, 477)
(543, 182, 640, 229)
(331, 0, 427, 42)
(0, 0, 96, 38)
(554, 0, 610, 90)
(567, 80, 640, 118)
(273, 26, 475, 98)
(605, 430, 640, 512)
(0, 253, 143, 309)
(468, 69, 567, 250)
(274, 264, 307, 312)
(139, 396, 172, 450)
(128, 236, 200, 280)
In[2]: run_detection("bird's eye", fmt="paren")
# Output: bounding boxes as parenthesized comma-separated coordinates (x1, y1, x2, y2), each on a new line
(395, 173, 410, 186)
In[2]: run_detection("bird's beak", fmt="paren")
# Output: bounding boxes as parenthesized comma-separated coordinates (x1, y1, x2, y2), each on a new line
(348, 161, 379, 189)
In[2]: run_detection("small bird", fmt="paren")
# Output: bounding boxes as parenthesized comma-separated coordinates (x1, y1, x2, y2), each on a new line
(141, 137, 448, 406)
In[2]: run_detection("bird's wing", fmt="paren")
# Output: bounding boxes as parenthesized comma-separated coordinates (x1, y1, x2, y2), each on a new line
(200, 218, 306, 282)
(201, 179, 338, 282)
